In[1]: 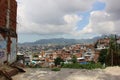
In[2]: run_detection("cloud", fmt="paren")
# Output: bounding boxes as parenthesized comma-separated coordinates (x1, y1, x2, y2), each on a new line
(80, 0, 120, 35)
(81, 11, 114, 34)
(18, 14, 82, 35)
(101, 0, 120, 21)
(64, 14, 82, 24)
(17, 0, 95, 35)
(17, 0, 120, 40)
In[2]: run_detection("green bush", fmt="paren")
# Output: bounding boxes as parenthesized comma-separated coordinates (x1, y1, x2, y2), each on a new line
(51, 67, 61, 71)
(98, 49, 108, 64)
(60, 62, 64, 67)
(54, 57, 64, 66)
(62, 62, 103, 69)
(71, 55, 77, 63)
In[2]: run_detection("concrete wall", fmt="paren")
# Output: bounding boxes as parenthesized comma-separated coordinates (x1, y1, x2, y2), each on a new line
(0, 34, 7, 65)
(8, 37, 17, 64)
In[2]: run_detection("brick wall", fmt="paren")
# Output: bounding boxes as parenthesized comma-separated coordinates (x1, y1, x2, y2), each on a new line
(0, 0, 17, 32)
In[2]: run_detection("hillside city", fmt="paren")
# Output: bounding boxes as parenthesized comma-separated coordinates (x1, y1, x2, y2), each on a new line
(17, 35, 120, 68)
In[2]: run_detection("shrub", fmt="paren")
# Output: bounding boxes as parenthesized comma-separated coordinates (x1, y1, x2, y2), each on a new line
(54, 57, 64, 66)
(51, 67, 61, 71)
(60, 62, 64, 67)
(71, 55, 77, 63)
(62, 62, 103, 69)
(98, 49, 108, 64)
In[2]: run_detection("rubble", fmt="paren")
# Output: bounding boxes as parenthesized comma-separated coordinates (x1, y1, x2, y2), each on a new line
(0, 62, 25, 80)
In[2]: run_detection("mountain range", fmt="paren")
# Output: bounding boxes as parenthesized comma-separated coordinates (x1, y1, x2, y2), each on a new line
(19, 36, 102, 46)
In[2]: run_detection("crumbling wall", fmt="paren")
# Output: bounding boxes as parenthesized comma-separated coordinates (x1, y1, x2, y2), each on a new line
(0, 0, 17, 65)
(0, 34, 7, 65)
(8, 37, 17, 64)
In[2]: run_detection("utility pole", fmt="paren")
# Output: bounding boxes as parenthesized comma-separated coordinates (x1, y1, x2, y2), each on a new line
(111, 49, 113, 66)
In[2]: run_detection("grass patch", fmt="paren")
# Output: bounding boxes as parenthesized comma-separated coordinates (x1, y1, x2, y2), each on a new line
(62, 62, 103, 69)
(51, 67, 61, 71)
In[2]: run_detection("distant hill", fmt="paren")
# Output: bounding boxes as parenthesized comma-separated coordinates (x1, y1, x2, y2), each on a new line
(18, 36, 101, 46)
(34, 38, 77, 45)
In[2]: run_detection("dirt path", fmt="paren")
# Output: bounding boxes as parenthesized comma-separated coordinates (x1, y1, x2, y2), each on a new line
(12, 66, 120, 80)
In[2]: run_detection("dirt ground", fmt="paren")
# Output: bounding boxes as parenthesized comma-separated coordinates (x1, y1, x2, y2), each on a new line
(12, 66, 120, 80)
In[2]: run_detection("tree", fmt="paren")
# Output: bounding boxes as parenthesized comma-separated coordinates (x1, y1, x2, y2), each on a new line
(94, 41, 98, 48)
(98, 49, 107, 64)
(54, 57, 64, 66)
(106, 35, 115, 66)
(106, 34, 120, 66)
(71, 55, 77, 63)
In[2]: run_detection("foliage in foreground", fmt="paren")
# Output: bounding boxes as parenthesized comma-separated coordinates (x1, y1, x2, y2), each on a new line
(98, 49, 108, 65)
(62, 62, 103, 69)
(106, 35, 120, 66)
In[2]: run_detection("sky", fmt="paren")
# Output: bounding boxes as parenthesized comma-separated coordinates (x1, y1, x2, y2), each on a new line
(17, 0, 120, 43)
